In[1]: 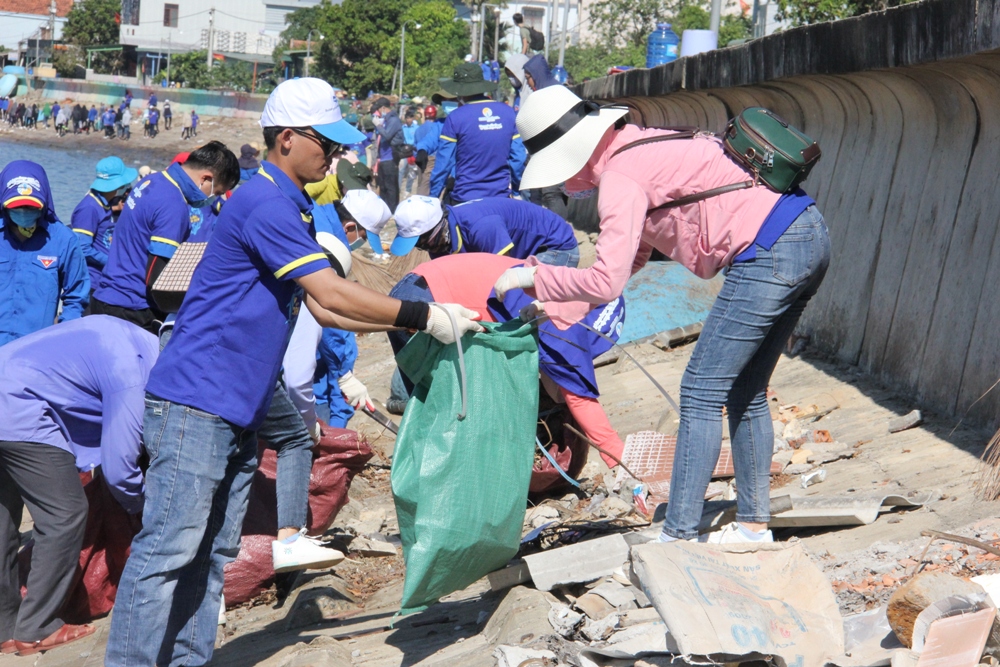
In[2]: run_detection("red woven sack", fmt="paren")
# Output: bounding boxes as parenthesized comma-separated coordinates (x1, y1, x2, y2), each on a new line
(223, 425, 372, 606)
(18, 470, 140, 623)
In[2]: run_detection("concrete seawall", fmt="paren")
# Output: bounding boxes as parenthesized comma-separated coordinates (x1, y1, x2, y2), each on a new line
(28, 78, 267, 118)
(573, 0, 1000, 424)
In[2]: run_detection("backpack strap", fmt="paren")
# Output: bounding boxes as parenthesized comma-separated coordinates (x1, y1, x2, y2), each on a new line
(610, 127, 756, 211)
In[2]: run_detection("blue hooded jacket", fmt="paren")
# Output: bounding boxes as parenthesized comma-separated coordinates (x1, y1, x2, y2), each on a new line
(0, 160, 90, 346)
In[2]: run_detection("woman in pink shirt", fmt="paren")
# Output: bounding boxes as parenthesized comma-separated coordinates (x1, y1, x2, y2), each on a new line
(497, 86, 831, 544)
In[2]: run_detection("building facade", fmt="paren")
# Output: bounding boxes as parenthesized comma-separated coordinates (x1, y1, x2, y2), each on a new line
(0, 0, 71, 65)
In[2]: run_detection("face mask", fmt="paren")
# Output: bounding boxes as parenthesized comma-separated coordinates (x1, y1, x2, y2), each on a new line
(560, 184, 598, 200)
(9, 208, 42, 236)
(508, 76, 521, 90)
(191, 178, 217, 209)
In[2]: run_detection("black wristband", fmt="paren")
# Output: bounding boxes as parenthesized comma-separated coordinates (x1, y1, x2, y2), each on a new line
(395, 300, 430, 330)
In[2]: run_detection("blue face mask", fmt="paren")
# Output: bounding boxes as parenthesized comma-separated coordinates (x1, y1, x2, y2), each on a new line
(8, 207, 42, 236)
(189, 178, 217, 209)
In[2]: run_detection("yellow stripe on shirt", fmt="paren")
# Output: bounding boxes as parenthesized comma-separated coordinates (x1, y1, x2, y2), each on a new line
(150, 236, 180, 247)
(73, 229, 95, 237)
(274, 253, 326, 279)
(497, 243, 514, 256)
(441, 135, 458, 143)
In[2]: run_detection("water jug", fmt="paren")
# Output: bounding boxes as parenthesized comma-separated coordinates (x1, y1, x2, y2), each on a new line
(646, 23, 680, 68)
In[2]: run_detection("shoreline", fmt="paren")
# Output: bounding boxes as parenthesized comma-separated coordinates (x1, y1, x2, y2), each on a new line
(0, 114, 265, 169)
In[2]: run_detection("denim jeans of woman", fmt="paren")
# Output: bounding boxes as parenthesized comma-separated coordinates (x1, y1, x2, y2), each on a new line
(662, 206, 831, 540)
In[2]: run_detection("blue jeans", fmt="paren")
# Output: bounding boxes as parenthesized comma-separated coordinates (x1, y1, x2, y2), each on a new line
(258, 382, 312, 531)
(535, 246, 580, 268)
(662, 207, 831, 539)
(160, 326, 311, 532)
(106, 396, 258, 666)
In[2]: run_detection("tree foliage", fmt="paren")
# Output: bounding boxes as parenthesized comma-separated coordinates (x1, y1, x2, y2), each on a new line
(154, 51, 269, 93)
(587, 0, 750, 50)
(62, 0, 123, 73)
(774, 0, 917, 25)
(279, 0, 470, 98)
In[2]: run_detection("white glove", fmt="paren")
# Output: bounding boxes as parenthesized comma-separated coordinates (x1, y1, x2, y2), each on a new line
(372, 115, 384, 127)
(338, 371, 373, 411)
(519, 300, 545, 322)
(493, 266, 536, 301)
(425, 303, 485, 345)
(310, 421, 322, 445)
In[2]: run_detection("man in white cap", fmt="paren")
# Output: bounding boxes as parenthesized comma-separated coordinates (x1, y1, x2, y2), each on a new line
(106, 78, 482, 667)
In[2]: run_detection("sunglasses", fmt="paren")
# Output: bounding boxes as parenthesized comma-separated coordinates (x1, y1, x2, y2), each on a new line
(290, 127, 340, 159)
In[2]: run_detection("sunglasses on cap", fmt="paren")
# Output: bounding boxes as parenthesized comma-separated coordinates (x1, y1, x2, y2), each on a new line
(290, 127, 341, 159)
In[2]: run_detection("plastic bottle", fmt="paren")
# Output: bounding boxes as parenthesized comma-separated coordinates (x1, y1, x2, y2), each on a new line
(646, 23, 680, 68)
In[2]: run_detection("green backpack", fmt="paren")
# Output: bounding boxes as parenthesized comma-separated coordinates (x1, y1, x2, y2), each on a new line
(611, 107, 822, 211)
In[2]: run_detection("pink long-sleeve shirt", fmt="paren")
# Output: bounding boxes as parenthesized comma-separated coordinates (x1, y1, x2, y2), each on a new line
(534, 126, 781, 327)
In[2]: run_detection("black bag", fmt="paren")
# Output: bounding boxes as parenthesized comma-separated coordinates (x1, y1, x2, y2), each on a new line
(392, 143, 415, 161)
(528, 26, 545, 51)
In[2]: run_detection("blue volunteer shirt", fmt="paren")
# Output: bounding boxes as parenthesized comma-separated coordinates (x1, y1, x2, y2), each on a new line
(146, 164, 332, 430)
(0, 160, 89, 346)
(71, 191, 115, 286)
(443, 197, 578, 259)
(414, 118, 444, 155)
(429, 100, 527, 202)
(0, 316, 157, 513)
(488, 277, 626, 399)
(94, 162, 201, 310)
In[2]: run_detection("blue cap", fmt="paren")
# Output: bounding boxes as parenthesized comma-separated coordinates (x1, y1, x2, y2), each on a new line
(389, 234, 420, 256)
(91, 156, 138, 193)
(314, 119, 367, 145)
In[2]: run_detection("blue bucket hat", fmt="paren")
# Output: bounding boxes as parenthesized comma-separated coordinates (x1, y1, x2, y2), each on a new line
(91, 156, 139, 193)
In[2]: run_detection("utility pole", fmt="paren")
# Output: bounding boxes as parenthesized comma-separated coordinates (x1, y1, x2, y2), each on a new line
(470, 7, 479, 63)
(167, 32, 172, 84)
(557, 0, 570, 67)
(49, 0, 55, 63)
(493, 7, 499, 62)
(206, 7, 215, 69)
(709, 0, 722, 35)
(478, 4, 486, 62)
(545, 0, 554, 60)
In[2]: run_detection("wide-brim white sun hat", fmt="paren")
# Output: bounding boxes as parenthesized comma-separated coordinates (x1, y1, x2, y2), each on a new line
(516, 86, 629, 190)
(261, 78, 366, 145)
(316, 231, 353, 278)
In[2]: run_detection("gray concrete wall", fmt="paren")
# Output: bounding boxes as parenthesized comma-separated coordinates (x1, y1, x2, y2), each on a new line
(572, 0, 1000, 424)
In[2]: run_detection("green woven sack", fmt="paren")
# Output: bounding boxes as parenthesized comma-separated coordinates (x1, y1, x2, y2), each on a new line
(392, 320, 539, 615)
(723, 107, 822, 193)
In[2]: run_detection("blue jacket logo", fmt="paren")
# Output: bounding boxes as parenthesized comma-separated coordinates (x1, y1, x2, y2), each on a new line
(478, 107, 503, 130)
(37, 255, 57, 269)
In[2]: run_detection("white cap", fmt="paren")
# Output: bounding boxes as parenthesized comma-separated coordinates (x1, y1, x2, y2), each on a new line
(389, 196, 444, 256)
(260, 78, 365, 145)
(341, 189, 392, 254)
(316, 231, 353, 278)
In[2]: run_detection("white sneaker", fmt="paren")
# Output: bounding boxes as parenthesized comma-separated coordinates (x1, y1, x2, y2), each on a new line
(272, 530, 345, 573)
(699, 521, 773, 544)
(218, 593, 226, 626)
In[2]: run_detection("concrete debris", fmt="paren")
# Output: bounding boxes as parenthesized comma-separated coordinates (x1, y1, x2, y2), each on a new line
(887, 572, 987, 647)
(574, 592, 616, 620)
(493, 645, 557, 667)
(589, 581, 638, 610)
(349, 533, 398, 557)
(523, 534, 629, 592)
(580, 612, 620, 641)
(580, 621, 676, 662)
(487, 561, 531, 592)
(526, 505, 561, 528)
(548, 603, 584, 638)
(346, 508, 387, 536)
(888, 410, 923, 433)
(774, 435, 791, 452)
(785, 462, 816, 475)
(791, 448, 813, 465)
(483, 586, 559, 646)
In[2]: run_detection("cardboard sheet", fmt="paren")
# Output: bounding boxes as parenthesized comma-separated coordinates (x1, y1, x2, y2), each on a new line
(630, 541, 845, 667)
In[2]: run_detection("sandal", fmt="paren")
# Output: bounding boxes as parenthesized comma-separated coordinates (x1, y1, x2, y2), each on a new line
(14, 623, 96, 656)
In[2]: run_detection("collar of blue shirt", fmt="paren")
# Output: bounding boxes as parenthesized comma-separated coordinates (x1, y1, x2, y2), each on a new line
(165, 161, 211, 207)
(258, 163, 314, 216)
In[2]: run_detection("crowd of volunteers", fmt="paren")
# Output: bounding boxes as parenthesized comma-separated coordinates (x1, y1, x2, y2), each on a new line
(1, 91, 193, 142)
(0, 48, 829, 663)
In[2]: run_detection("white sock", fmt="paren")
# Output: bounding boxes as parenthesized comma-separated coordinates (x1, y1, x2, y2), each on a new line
(737, 524, 768, 541)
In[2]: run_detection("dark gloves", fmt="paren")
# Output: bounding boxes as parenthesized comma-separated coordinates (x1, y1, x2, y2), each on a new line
(415, 149, 428, 171)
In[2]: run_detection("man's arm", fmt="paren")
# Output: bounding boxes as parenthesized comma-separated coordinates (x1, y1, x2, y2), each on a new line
(297, 267, 418, 327)
(100, 387, 146, 515)
(508, 134, 527, 194)
(429, 137, 456, 197)
(58, 237, 90, 321)
(304, 295, 399, 333)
